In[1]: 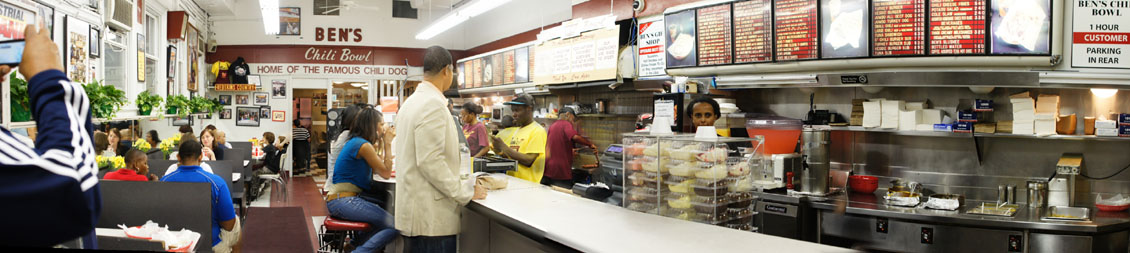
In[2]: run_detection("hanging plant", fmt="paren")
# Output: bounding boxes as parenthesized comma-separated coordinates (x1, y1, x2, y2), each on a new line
(9, 72, 31, 122)
(136, 91, 164, 116)
(165, 95, 190, 116)
(83, 80, 128, 120)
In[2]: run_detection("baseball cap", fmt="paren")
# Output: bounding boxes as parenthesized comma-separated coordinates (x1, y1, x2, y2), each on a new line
(504, 93, 536, 107)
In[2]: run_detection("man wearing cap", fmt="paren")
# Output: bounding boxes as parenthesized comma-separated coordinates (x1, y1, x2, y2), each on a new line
(542, 107, 599, 188)
(490, 93, 548, 183)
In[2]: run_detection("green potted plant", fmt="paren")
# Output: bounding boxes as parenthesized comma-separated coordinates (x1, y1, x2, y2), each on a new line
(189, 96, 214, 114)
(136, 91, 163, 116)
(83, 80, 128, 119)
(9, 72, 31, 122)
(165, 95, 190, 116)
(209, 98, 223, 113)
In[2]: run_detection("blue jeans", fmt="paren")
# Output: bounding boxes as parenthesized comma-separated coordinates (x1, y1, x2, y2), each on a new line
(326, 196, 398, 253)
(404, 235, 456, 253)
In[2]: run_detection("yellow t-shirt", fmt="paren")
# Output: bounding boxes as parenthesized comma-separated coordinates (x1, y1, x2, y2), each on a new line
(496, 122, 547, 183)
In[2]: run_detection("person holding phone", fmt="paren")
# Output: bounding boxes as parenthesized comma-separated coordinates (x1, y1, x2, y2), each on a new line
(0, 24, 102, 249)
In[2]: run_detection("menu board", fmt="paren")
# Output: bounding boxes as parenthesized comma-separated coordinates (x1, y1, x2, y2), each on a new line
(992, 0, 1050, 54)
(516, 47, 530, 83)
(504, 50, 516, 84)
(733, 0, 773, 63)
(665, 9, 697, 68)
(928, 0, 987, 54)
(696, 4, 733, 65)
(471, 58, 481, 88)
(774, 0, 819, 60)
(493, 54, 504, 86)
(457, 63, 466, 88)
(821, 0, 869, 58)
(873, 0, 926, 56)
(533, 27, 621, 84)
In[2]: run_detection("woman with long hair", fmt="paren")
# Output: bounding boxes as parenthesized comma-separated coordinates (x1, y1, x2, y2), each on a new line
(325, 107, 396, 252)
(200, 129, 224, 160)
(326, 104, 365, 193)
(107, 128, 121, 156)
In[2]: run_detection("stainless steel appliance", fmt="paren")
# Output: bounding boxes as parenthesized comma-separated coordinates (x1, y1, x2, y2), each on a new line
(755, 192, 818, 242)
(1028, 180, 1048, 209)
(754, 153, 800, 190)
(473, 156, 517, 173)
(1054, 153, 1084, 207)
(800, 128, 830, 195)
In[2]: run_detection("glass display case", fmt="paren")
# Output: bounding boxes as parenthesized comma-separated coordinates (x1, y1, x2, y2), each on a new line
(623, 133, 765, 231)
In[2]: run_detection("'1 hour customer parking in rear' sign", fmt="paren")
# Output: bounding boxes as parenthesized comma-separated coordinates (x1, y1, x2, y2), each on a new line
(1072, 0, 1130, 69)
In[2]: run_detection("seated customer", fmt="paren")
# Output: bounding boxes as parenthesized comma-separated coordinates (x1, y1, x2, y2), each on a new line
(103, 150, 158, 181)
(326, 107, 397, 251)
(164, 134, 213, 177)
(94, 132, 113, 157)
(162, 140, 241, 252)
(200, 129, 224, 161)
(257, 132, 288, 174)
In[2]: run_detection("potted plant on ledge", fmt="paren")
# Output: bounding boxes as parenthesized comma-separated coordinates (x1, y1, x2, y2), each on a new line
(9, 72, 31, 122)
(136, 91, 163, 116)
(189, 96, 214, 114)
(166, 95, 190, 116)
(83, 80, 128, 120)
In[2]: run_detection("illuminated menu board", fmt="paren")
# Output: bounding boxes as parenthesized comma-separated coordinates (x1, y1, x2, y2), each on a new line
(458, 63, 466, 88)
(733, 0, 773, 63)
(821, 0, 869, 58)
(696, 4, 733, 66)
(873, 0, 926, 56)
(928, 0, 987, 54)
(774, 0, 819, 60)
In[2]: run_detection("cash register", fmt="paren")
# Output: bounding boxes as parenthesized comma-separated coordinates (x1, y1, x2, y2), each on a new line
(595, 144, 625, 193)
(473, 156, 517, 173)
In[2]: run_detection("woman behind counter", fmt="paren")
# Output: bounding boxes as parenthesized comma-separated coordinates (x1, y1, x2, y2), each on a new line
(325, 107, 397, 252)
(461, 102, 490, 158)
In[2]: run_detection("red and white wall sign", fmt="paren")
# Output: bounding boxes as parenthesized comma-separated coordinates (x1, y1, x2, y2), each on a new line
(637, 18, 666, 77)
(1072, 0, 1130, 69)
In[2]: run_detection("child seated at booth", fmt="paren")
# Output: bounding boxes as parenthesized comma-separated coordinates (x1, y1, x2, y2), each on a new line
(103, 150, 158, 181)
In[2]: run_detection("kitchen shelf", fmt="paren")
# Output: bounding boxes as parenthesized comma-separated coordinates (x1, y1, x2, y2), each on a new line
(819, 126, 974, 138)
(975, 133, 1130, 141)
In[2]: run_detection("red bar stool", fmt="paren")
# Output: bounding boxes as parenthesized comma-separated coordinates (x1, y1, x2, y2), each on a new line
(319, 216, 371, 253)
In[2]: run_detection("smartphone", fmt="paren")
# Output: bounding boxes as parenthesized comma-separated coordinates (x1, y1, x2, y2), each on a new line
(0, 39, 25, 67)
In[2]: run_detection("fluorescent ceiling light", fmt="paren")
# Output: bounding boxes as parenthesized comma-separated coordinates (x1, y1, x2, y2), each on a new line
(1091, 88, 1118, 98)
(260, 0, 279, 35)
(415, 0, 512, 40)
(350, 83, 366, 87)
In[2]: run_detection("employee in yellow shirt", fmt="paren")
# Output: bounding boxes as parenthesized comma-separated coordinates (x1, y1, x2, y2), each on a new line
(490, 93, 548, 183)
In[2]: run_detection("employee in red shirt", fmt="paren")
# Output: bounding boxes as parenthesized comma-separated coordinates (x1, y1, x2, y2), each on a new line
(103, 150, 157, 181)
(542, 107, 598, 188)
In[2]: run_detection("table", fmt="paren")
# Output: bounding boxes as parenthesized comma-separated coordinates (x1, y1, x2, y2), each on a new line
(241, 207, 315, 252)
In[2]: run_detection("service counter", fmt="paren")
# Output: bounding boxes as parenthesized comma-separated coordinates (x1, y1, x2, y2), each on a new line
(459, 175, 852, 252)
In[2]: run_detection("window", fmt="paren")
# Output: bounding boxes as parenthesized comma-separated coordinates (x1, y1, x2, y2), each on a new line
(144, 11, 160, 92)
(145, 13, 157, 57)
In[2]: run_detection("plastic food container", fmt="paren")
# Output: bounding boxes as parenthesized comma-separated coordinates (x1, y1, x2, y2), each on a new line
(728, 192, 754, 208)
(849, 175, 879, 194)
(745, 117, 803, 155)
(1096, 204, 1130, 212)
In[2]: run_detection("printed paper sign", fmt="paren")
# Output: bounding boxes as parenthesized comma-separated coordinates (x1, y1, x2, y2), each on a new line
(1071, 0, 1130, 69)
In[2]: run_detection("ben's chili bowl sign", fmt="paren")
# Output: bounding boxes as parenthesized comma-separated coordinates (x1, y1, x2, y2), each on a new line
(245, 46, 419, 79)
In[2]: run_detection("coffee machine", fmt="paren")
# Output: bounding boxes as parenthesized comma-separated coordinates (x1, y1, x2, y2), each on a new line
(800, 128, 830, 195)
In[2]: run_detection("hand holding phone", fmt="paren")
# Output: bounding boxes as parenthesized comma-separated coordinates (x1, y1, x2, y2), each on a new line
(18, 24, 63, 81)
(0, 39, 25, 67)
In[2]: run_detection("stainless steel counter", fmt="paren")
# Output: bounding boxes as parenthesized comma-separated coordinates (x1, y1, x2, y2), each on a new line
(756, 191, 1130, 233)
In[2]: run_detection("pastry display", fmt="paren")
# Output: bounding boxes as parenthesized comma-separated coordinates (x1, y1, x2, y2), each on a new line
(669, 179, 697, 194)
(728, 192, 754, 208)
(670, 144, 702, 161)
(669, 161, 701, 177)
(728, 160, 751, 176)
(692, 197, 728, 217)
(643, 143, 661, 157)
(626, 142, 647, 156)
(729, 176, 755, 192)
(628, 188, 658, 203)
(695, 164, 729, 180)
(696, 147, 728, 162)
(667, 194, 693, 209)
(627, 202, 657, 213)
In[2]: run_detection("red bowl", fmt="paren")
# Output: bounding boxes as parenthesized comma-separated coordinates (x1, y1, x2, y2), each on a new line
(1096, 204, 1130, 212)
(849, 175, 879, 194)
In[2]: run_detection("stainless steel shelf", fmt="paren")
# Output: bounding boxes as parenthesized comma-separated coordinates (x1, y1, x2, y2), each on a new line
(975, 133, 1130, 141)
(820, 126, 974, 138)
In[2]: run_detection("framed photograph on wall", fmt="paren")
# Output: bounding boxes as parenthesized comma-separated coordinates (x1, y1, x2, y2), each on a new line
(248, 75, 261, 87)
(167, 45, 177, 78)
(259, 106, 271, 120)
(65, 16, 90, 83)
(88, 27, 99, 58)
(272, 110, 285, 122)
(33, 1, 54, 40)
(253, 92, 269, 105)
(236, 106, 260, 126)
(219, 95, 231, 105)
(219, 108, 232, 119)
(271, 79, 286, 98)
(235, 94, 249, 105)
(137, 33, 144, 81)
(279, 7, 300, 35)
(171, 116, 192, 126)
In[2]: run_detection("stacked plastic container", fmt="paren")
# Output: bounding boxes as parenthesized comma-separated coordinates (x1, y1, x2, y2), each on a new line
(623, 133, 764, 232)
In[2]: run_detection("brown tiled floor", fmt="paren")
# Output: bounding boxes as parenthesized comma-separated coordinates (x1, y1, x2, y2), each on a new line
(268, 175, 327, 249)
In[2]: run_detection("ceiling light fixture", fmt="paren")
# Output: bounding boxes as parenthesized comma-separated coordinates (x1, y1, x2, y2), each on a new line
(1091, 88, 1118, 98)
(260, 0, 280, 35)
(351, 83, 366, 87)
(415, 0, 512, 40)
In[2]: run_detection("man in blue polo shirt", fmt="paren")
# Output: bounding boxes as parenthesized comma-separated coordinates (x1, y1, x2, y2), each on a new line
(162, 140, 241, 252)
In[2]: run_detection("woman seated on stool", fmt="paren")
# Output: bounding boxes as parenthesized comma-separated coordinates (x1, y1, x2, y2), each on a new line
(325, 107, 397, 252)
(103, 149, 159, 181)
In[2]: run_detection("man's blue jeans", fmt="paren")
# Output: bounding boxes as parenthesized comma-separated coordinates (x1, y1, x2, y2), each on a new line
(327, 196, 398, 252)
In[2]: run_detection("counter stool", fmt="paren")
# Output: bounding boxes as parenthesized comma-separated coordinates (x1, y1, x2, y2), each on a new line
(319, 216, 371, 253)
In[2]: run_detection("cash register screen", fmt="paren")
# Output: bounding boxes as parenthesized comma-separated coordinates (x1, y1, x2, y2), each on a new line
(605, 145, 623, 154)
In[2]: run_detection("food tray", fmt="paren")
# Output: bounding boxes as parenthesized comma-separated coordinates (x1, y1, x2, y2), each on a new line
(966, 203, 1019, 217)
(1043, 206, 1091, 221)
(626, 202, 658, 213)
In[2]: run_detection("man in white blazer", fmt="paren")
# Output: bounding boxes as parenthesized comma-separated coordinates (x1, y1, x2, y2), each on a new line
(394, 46, 487, 252)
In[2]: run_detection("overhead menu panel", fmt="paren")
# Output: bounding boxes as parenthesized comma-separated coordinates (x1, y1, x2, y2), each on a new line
(928, 0, 987, 55)
(734, 0, 774, 63)
(821, 0, 869, 58)
(873, 0, 926, 56)
(774, 0, 820, 60)
(697, 4, 733, 66)
(993, 0, 1051, 55)
(665, 9, 698, 68)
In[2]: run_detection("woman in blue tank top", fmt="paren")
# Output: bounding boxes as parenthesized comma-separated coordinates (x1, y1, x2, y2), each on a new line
(325, 107, 397, 252)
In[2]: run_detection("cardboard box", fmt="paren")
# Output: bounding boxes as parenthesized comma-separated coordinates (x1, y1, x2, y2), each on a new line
(1097, 120, 1118, 129)
(958, 111, 978, 122)
(934, 124, 953, 132)
(1097, 128, 1119, 137)
(974, 99, 993, 112)
(954, 122, 974, 133)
